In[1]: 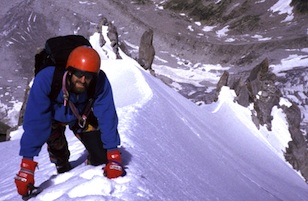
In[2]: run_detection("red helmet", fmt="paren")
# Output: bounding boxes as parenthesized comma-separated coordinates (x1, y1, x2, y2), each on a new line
(66, 46, 101, 74)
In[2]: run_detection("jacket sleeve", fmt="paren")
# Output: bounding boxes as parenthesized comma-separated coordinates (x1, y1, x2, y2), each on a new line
(19, 67, 54, 158)
(93, 71, 120, 150)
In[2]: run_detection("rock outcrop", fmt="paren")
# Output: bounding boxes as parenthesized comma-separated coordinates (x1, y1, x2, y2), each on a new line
(214, 70, 229, 102)
(291, 0, 308, 13)
(138, 29, 155, 73)
(96, 18, 122, 59)
(284, 103, 308, 181)
(107, 22, 121, 59)
(0, 121, 10, 142)
(221, 58, 281, 130)
(216, 58, 308, 181)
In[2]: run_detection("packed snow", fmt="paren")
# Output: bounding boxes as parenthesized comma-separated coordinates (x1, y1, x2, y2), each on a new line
(1, 24, 308, 200)
(269, 0, 294, 22)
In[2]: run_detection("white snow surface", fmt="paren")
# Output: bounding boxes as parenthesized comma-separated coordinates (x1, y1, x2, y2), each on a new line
(1, 26, 308, 200)
(269, 0, 294, 22)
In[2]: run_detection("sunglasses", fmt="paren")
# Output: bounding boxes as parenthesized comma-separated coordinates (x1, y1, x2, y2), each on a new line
(69, 67, 95, 80)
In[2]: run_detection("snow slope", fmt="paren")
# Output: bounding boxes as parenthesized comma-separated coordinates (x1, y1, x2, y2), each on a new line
(1, 28, 308, 201)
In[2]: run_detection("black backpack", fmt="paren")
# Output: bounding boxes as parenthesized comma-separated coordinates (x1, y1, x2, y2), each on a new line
(34, 35, 93, 101)
(34, 35, 99, 128)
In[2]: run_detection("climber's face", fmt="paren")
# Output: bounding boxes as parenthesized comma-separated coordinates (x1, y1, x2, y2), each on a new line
(70, 70, 93, 94)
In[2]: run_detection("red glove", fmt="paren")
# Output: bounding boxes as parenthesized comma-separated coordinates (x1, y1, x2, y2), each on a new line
(15, 159, 38, 196)
(103, 150, 125, 179)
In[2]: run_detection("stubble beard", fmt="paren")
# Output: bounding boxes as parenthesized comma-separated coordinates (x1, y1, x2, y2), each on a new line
(71, 80, 89, 94)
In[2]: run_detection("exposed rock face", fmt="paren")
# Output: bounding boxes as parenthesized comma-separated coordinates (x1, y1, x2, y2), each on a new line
(214, 70, 229, 102)
(96, 18, 107, 47)
(291, 0, 308, 13)
(230, 58, 281, 130)
(284, 103, 308, 181)
(107, 22, 121, 59)
(138, 29, 155, 72)
(0, 121, 10, 142)
(96, 17, 122, 59)
(246, 58, 281, 130)
(217, 58, 308, 181)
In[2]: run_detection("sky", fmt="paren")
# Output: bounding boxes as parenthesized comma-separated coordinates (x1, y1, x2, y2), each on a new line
(1, 20, 308, 200)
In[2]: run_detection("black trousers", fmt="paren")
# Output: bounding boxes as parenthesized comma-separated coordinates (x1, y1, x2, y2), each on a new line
(47, 113, 108, 166)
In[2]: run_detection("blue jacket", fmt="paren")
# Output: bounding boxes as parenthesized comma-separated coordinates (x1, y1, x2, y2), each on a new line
(19, 66, 120, 158)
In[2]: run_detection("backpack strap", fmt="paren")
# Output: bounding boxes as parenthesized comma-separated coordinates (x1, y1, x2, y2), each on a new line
(74, 71, 105, 128)
(49, 66, 65, 101)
